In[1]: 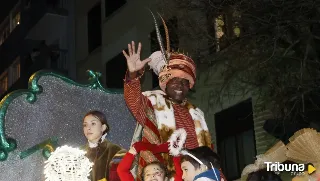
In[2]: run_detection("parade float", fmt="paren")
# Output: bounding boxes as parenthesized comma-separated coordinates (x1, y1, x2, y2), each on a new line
(0, 70, 137, 180)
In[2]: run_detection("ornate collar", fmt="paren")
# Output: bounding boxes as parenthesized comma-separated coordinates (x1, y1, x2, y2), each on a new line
(88, 133, 107, 148)
(166, 97, 188, 106)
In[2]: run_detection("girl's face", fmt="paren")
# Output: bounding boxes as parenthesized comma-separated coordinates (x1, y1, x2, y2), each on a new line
(143, 164, 166, 181)
(83, 114, 106, 143)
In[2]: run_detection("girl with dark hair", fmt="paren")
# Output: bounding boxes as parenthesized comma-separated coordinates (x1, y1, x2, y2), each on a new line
(83, 110, 127, 181)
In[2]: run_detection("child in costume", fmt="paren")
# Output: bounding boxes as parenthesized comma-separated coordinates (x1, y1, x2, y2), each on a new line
(117, 129, 187, 181)
(180, 146, 227, 181)
(83, 110, 127, 181)
(141, 161, 169, 181)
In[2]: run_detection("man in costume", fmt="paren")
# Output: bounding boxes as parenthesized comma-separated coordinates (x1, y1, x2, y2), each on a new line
(122, 13, 212, 181)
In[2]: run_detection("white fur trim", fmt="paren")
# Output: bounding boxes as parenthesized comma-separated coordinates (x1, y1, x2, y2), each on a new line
(189, 108, 208, 131)
(195, 127, 203, 134)
(195, 108, 205, 118)
(142, 91, 209, 146)
(142, 91, 176, 129)
(142, 90, 166, 97)
(168, 128, 187, 156)
(194, 178, 216, 181)
(147, 95, 157, 106)
(148, 51, 167, 75)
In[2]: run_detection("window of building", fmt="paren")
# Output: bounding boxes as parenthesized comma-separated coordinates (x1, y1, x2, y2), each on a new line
(3, 25, 10, 39)
(0, 32, 4, 45)
(105, 50, 127, 89)
(0, 23, 10, 45)
(105, 0, 126, 18)
(214, 99, 256, 180)
(0, 1, 21, 45)
(215, 15, 225, 39)
(11, 57, 20, 84)
(11, 11, 21, 31)
(0, 72, 8, 95)
(150, 17, 179, 88)
(208, 9, 242, 53)
(88, 2, 102, 53)
(232, 10, 241, 38)
(213, 14, 228, 52)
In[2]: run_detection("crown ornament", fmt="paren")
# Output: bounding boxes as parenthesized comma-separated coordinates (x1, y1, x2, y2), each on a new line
(147, 10, 196, 91)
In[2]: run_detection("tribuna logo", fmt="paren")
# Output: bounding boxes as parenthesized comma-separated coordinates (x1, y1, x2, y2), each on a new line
(264, 162, 305, 172)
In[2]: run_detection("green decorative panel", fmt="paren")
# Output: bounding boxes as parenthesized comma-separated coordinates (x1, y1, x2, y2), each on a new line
(0, 70, 136, 181)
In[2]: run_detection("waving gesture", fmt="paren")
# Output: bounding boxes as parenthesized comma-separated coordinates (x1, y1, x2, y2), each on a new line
(123, 41, 151, 73)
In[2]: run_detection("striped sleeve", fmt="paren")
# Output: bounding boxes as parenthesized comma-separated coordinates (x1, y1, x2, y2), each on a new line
(123, 72, 149, 126)
(111, 149, 127, 163)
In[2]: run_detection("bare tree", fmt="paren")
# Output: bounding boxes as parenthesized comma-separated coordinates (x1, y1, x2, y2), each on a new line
(155, 0, 320, 124)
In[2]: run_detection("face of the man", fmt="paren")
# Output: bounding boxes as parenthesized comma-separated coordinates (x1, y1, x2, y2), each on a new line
(83, 115, 106, 143)
(165, 77, 190, 103)
(143, 164, 166, 181)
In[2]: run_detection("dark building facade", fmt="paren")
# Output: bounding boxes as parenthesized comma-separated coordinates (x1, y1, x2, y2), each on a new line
(0, 0, 76, 99)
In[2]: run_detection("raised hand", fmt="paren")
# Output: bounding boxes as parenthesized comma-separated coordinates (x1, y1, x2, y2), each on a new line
(123, 41, 151, 73)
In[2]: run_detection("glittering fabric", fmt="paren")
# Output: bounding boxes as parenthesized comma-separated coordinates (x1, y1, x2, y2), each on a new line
(0, 75, 136, 181)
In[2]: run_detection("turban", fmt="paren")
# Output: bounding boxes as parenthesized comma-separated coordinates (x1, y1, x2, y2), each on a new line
(148, 51, 196, 91)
